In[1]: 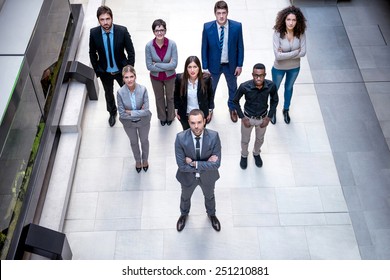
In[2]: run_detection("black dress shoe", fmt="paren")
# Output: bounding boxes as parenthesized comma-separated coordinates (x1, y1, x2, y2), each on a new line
(109, 114, 116, 127)
(166, 120, 172, 126)
(143, 165, 149, 172)
(240, 156, 247, 169)
(253, 154, 263, 167)
(209, 215, 221, 231)
(176, 215, 187, 232)
(283, 109, 290, 124)
(160, 120, 166, 126)
(270, 114, 276, 125)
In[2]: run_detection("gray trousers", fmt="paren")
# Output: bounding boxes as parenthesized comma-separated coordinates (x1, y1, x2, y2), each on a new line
(150, 78, 175, 122)
(122, 117, 150, 162)
(180, 178, 216, 216)
(241, 118, 267, 157)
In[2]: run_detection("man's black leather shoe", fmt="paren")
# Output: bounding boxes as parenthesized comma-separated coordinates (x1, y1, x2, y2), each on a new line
(109, 114, 116, 127)
(176, 215, 187, 232)
(253, 154, 263, 167)
(270, 114, 276, 124)
(240, 156, 247, 169)
(209, 215, 221, 231)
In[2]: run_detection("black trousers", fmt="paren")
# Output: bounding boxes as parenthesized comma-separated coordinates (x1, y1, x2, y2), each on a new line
(99, 72, 123, 116)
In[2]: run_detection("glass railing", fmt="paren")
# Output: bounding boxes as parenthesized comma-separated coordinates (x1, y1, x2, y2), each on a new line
(0, 0, 74, 259)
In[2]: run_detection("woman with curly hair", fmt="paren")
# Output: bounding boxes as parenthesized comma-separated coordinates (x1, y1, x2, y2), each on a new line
(271, 6, 307, 124)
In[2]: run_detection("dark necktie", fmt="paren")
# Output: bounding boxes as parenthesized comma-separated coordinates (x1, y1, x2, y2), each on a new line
(219, 26, 224, 50)
(106, 32, 114, 68)
(195, 136, 201, 160)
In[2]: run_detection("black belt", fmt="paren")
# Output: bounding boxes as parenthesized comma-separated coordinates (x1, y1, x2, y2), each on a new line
(220, 62, 229, 66)
(244, 111, 267, 120)
(108, 71, 120, 75)
(131, 119, 141, 123)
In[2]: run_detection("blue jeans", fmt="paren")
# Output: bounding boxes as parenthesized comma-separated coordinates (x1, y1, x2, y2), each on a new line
(271, 66, 300, 110)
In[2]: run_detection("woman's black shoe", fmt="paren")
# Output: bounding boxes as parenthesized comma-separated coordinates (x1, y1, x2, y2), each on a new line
(143, 165, 149, 172)
(160, 120, 166, 126)
(283, 109, 290, 124)
(136, 162, 142, 173)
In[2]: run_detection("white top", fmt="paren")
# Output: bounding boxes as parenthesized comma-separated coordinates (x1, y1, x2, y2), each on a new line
(186, 79, 199, 114)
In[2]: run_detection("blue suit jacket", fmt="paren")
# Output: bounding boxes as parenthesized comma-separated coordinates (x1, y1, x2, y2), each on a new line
(175, 128, 221, 187)
(201, 19, 244, 74)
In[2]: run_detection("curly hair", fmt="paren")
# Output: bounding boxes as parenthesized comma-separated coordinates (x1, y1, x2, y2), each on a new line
(273, 6, 307, 39)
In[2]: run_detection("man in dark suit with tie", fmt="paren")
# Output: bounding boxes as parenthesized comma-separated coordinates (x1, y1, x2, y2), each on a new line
(201, 1, 244, 123)
(175, 109, 222, 232)
(89, 5, 135, 127)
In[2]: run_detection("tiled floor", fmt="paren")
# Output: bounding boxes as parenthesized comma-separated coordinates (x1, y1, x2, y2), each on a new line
(62, 0, 390, 259)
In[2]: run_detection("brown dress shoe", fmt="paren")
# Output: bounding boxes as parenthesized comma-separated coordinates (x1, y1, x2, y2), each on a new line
(230, 110, 238, 123)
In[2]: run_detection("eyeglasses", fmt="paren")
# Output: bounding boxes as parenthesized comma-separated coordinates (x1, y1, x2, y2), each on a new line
(154, 29, 166, 34)
(252, 73, 266, 79)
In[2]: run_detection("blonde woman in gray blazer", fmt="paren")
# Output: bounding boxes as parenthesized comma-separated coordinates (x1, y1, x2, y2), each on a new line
(145, 19, 178, 126)
(117, 65, 152, 173)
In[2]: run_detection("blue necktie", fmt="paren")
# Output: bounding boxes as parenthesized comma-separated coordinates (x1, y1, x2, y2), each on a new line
(219, 26, 224, 50)
(106, 32, 114, 68)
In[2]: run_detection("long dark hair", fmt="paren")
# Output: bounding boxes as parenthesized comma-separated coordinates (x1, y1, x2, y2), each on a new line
(180, 56, 207, 97)
(273, 6, 307, 39)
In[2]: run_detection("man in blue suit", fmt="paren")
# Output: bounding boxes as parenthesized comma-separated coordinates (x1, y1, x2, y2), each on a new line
(201, 1, 244, 122)
(175, 109, 222, 232)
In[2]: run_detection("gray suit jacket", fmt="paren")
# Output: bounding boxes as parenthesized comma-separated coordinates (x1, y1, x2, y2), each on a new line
(175, 128, 221, 187)
(116, 83, 152, 126)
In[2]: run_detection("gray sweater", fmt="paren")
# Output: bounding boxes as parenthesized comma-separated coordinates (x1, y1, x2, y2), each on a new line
(145, 38, 178, 78)
(273, 32, 306, 70)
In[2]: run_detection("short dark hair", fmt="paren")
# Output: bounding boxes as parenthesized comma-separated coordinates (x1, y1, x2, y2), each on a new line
(152, 19, 167, 31)
(188, 109, 205, 119)
(253, 63, 266, 71)
(214, 1, 228, 13)
(97, 6, 113, 19)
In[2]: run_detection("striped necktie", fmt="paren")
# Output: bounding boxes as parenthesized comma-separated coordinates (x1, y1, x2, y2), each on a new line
(195, 137, 201, 160)
(219, 26, 224, 50)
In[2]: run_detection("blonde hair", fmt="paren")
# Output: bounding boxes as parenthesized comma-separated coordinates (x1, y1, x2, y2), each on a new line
(122, 65, 136, 77)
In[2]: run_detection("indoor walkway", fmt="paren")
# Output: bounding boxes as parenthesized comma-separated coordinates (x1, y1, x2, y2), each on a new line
(61, 0, 389, 259)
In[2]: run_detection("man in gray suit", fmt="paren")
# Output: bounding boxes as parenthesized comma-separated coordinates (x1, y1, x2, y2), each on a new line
(175, 109, 222, 231)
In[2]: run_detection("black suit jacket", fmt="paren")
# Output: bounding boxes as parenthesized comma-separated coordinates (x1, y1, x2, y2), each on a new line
(174, 73, 214, 119)
(89, 24, 135, 76)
